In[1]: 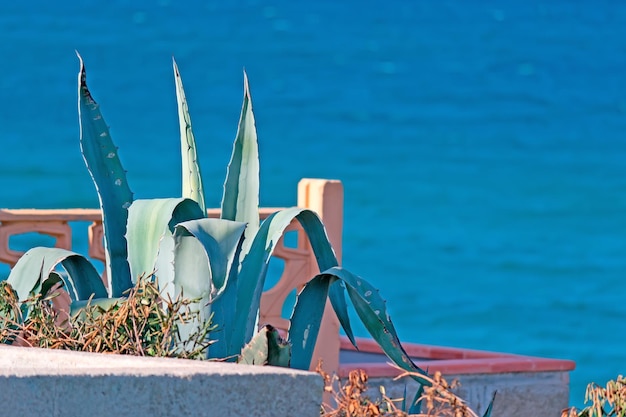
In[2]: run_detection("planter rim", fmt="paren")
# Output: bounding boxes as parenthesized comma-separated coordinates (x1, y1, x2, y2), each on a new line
(339, 336, 576, 377)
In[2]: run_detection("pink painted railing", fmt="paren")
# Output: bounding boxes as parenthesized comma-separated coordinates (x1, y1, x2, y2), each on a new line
(0, 175, 576, 405)
(0, 178, 344, 374)
(339, 336, 575, 378)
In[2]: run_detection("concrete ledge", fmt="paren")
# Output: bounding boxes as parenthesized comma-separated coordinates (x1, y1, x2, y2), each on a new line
(0, 345, 323, 417)
(369, 371, 569, 417)
(340, 337, 574, 417)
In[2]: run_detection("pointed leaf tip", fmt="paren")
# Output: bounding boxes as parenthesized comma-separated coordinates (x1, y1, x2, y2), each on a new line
(77, 53, 86, 86)
(243, 70, 250, 97)
(76, 54, 91, 100)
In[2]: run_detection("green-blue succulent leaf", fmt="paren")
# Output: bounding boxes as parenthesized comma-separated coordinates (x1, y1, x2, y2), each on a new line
(408, 383, 425, 414)
(206, 266, 240, 360)
(227, 208, 329, 357)
(328, 280, 356, 348)
(239, 324, 291, 367)
(170, 218, 245, 349)
(173, 58, 205, 213)
(77, 53, 133, 298)
(70, 297, 124, 318)
(288, 273, 333, 370)
(482, 392, 497, 417)
(221, 71, 260, 245)
(335, 266, 430, 386)
(266, 326, 292, 367)
(171, 231, 210, 304)
(289, 266, 429, 378)
(7, 247, 107, 302)
(402, 385, 408, 413)
(40, 271, 64, 300)
(239, 325, 271, 365)
(217, 207, 350, 361)
(154, 232, 176, 299)
(170, 230, 212, 345)
(290, 264, 430, 384)
(294, 209, 357, 348)
(126, 198, 205, 286)
(174, 218, 246, 301)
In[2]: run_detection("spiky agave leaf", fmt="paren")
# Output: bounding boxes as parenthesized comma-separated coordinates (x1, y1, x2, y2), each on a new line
(170, 217, 246, 346)
(289, 266, 430, 387)
(284, 273, 329, 368)
(408, 383, 425, 414)
(173, 58, 205, 213)
(221, 71, 260, 247)
(7, 247, 107, 303)
(77, 53, 134, 297)
(212, 202, 430, 385)
(125, 198, 205, 288)
(173, 218, 247, 302)
(213, 75, 355, 359)
(239, 324, 290, 367)
(209, 207, 355, 361)
(482, 392, 497, 417)
(70, 297, 123, 318)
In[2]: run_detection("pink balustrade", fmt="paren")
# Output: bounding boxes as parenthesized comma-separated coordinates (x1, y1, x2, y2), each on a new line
(0, 178, 576, 415)
(0, 178, 343, 374)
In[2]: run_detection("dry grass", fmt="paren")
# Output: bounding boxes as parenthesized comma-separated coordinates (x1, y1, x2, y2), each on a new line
(562, 375, 626, 417)
(0, 279, 215, 359)
(2, 279, 489, 417)
(318, 362, 482, 417)
(319, 365, 406, 417)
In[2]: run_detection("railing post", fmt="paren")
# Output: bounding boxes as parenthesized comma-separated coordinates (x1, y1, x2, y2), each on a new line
(297, 178, 343, 376)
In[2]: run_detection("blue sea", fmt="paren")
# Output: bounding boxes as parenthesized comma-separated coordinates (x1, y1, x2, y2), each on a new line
(1, 1, 625, 408)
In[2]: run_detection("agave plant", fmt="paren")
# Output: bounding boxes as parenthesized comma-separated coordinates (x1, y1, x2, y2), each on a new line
(4, 54, 496, 416)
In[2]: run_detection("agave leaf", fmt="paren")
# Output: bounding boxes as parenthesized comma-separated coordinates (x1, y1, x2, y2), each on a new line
(482, 392, 497, 417)
(173, 58, 205, 213)
(266, 327, 291, 367)
(70, 297, 124, 318)
(171, 233, 210, 302)
(77, 53, 134, 297)
(218, 208, 328, 357)
(153, 231, 176, 299)
(287, 272, 351, 371)
(334, 266, 430, 385)
(287, 274, 332, 370)
(212, 207, 358, 360)
(238, 326, 269, 365)
(168, 218, 246, 345)
(402, 385, 408, 413)
(7, 247, 107, 302)
(206, 266, 240, 360)
(40, 271, 64, 299)
(288, 265, 430, 387)
(173, 218, 247, 301)
(408, 383, 425, 414)
(239, 325, 291, 367)
(126, 198, 205, 286)
(221, 71, 260, 246)
(169, 230, 211, 345)
(289, 210, 356, 347)
(328, 276, 356, 348)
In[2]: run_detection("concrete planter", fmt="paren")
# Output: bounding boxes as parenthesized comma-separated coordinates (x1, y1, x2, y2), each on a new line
(0, 345, 323, 417)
